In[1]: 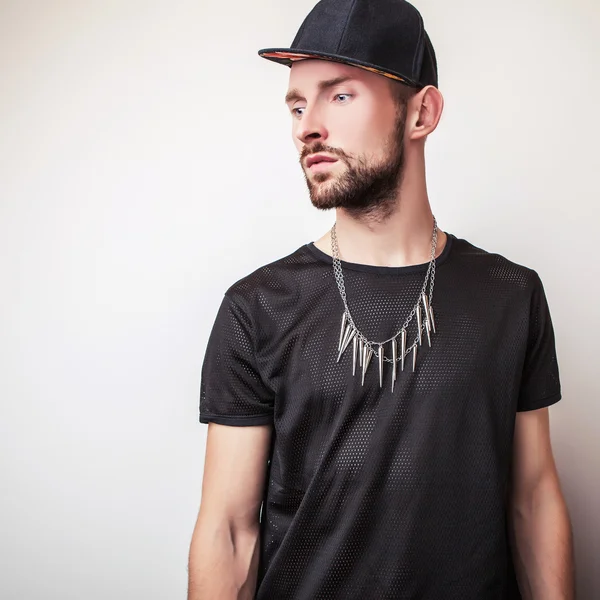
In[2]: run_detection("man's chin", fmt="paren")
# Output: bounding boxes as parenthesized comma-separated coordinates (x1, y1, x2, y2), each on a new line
(308, 187, 345, 210)
(309, 196, 337, 210)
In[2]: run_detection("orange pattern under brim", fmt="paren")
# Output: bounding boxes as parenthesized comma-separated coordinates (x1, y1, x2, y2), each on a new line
(259, 50, 412, 85)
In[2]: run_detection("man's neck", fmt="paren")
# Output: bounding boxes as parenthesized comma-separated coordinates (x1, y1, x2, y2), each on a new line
(313, 197, 447, 268)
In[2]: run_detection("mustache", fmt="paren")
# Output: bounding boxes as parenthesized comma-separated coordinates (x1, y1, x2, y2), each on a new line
(300, 142, 351, 163)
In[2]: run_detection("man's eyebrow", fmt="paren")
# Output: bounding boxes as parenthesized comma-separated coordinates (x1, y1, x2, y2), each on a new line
(284, 76, 356, 105)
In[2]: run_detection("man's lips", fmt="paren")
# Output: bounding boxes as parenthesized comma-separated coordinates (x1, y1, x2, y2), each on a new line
(306, 153, 339, 168)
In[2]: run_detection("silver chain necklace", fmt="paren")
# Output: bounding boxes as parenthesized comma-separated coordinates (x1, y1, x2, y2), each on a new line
(332, 217, 438, 392)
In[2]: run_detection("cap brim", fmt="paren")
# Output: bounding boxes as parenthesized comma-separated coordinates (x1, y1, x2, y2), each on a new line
(258, 48, 419, 87)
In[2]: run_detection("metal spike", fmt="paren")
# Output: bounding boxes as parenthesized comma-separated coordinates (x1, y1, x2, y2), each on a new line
(352, 336, 358, 376)
(421, 294, 432, 347)
(358, 337, 363, 367)
(412, 344, 418, 372)
(421, 294, 431, 329)
(338, 312, 347, 352)
(391, 338, 397, 392)
(338, 326, 350, 358)
(416, 304, 423, 346)
(378, 345, 384, 388)
(361, 345, 374, 386)
(400, 329, 406, 372)
(337, 327, 356, 362)
(341, 323, 353, 348)
(429, 305, 436, 334)
(364, 346, 373, 369)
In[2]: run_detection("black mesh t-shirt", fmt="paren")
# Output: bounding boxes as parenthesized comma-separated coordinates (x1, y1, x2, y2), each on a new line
(198, 232, 562, 600)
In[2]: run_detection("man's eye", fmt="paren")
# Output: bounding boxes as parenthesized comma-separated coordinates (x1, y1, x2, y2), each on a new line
(291, 94, 351, 117)
(334, 93, 352, 102)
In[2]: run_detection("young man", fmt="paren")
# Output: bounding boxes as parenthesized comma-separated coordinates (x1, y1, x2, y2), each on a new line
(188, 1, 574, 598)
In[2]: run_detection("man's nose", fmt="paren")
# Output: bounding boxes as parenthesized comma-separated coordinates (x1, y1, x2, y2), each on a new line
(295, 106, 328, 145)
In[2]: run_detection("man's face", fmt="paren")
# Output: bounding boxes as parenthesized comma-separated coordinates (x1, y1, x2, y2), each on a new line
(286, 60, 409, 220)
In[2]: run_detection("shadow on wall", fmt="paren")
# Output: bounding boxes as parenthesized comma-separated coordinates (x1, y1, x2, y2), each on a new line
(551, 395, 599, 599)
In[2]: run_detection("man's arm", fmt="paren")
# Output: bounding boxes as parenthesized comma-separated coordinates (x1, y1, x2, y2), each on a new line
(508, 406, 575, 600)
(188, 421, 273, 600)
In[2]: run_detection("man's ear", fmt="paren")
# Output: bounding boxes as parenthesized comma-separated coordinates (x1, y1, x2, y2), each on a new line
(407, 86, 444, 140)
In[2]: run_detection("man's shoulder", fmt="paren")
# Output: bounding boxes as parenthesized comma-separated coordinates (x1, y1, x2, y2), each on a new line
(450, 233, 541, 292)
(223, 243, 315, 310)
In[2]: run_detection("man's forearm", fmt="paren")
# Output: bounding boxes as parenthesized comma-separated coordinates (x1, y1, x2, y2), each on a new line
(188, 520, 261, 600)
(508, 482, 575, 600)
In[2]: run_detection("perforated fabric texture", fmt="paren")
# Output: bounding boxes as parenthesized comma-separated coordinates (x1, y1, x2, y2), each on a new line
(199, 232, 562, 600)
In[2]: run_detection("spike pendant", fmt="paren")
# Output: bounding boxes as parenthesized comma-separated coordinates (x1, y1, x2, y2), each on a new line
(335, 302, 437, 392)
(330, 216, 440, 392)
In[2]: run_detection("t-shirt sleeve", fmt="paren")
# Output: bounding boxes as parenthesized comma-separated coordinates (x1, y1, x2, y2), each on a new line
(517, 271, 562, 412)
(199, 293, 275, 426)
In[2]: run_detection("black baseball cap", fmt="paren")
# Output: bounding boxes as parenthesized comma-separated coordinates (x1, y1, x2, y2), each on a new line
(258, 0, 438, 89)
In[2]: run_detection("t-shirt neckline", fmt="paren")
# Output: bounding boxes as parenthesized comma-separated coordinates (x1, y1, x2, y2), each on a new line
(305, 231, 454, 275)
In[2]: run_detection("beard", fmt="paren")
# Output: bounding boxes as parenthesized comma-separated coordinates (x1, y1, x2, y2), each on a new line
(300, 108, 407, 222)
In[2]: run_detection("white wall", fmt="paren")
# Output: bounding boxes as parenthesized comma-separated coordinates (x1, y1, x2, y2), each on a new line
(1, 0, 598, 598)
